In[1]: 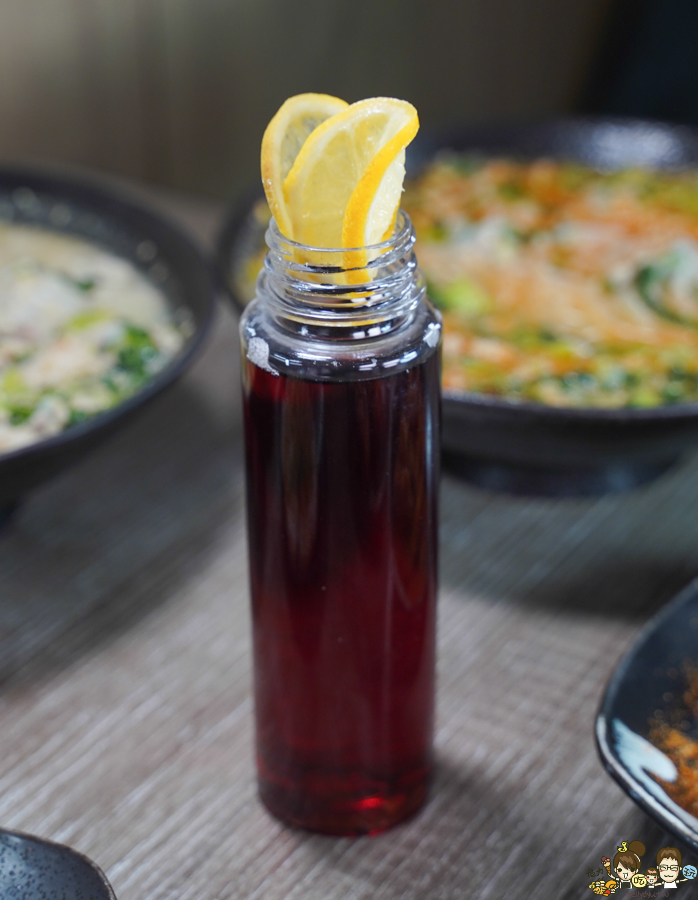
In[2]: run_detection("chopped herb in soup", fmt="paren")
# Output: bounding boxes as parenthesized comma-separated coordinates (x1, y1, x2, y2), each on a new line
(402, 156, 698, 408)
(0, 224, 185, 451)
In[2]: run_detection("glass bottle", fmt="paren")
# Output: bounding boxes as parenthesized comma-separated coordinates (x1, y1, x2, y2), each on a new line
(239, 212, 441, 835)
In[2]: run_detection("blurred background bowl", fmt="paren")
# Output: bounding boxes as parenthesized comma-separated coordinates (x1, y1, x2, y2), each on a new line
(0, 166, 215, 514)
(216, 117, 698, 496)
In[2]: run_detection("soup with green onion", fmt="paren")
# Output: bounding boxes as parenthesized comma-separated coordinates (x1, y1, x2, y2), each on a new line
(403, 156, 698, 408)
(0, 224, 186, 451)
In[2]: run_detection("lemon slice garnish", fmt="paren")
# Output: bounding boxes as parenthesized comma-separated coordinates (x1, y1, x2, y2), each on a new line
(283, 97, 419, 250)
(261, 93, 349, 240)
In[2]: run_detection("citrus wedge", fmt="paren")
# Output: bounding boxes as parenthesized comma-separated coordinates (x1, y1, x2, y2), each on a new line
(261, 93, 349, 240)
(283, 97, 419, 250)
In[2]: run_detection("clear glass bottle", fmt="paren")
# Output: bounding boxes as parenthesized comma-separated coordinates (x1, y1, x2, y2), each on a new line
(239, 212, 441, 835)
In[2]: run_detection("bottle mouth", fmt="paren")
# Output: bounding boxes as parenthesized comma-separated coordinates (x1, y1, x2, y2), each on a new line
(259, 211, 423, 332)
(265, 211, 415, 282)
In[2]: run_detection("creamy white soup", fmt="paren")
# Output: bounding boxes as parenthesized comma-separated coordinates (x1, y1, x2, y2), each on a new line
(0, 224, 185, 452)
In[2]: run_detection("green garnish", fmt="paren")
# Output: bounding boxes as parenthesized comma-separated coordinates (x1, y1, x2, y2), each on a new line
(498, 181, 525, 201)
(428, 278, 491, 316)
(9, 405, 34, 425)
(635, 251, 698, 328)
(67, 409, 91, 427)
(115, 325, 158, 380)
(62, 274, 97, 293)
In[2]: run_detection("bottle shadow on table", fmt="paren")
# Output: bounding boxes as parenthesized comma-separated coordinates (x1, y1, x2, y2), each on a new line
(439, 453, 698, 621)
(0, 374, 242, 694)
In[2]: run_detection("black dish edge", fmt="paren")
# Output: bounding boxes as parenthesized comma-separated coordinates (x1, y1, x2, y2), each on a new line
(0, 827, 117, 898)
(596, 577, 698, 853)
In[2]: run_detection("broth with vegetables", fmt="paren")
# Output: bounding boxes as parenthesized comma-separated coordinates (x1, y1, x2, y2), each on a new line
(403, 156, 698, 408)
(0, 224, 185, 452)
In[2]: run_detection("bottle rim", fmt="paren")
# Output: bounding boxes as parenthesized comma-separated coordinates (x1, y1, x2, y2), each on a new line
(265, 210, 415, 277)
(256, 208, 425, 335)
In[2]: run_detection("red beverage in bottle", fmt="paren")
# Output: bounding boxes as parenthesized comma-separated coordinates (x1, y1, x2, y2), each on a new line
(243, 352, 439, 835)
(240, 210, 441, 834)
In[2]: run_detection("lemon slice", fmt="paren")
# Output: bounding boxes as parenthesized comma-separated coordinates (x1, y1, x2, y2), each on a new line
(261, 93, 349, 239)
(343, 139, 416, 250)
(284, 97, 419, 250)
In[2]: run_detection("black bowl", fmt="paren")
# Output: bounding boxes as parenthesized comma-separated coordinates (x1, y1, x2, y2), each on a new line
(0, 167, 215, 511)
(0, 828, 117, 898)
(216, 118, 698, 496)
(596, 578, 698, 853)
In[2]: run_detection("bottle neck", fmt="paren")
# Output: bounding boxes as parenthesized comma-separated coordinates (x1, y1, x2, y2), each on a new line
(258, 212, 424, 340)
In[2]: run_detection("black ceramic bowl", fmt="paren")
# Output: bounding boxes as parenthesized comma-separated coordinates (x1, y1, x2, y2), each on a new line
(596, 578, 698, 853)
(0, 828, 117, 898)
(0, 167, 215, 512)
(216, 118, 698, 496)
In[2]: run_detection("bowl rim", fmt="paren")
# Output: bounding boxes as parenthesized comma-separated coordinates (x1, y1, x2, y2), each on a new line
(216, 115, 698, 424)
(595, 576, 698, 852)
(0, 164, 217, 466)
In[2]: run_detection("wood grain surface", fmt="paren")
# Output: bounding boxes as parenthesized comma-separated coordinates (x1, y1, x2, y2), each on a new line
(0, 191, 693, 899)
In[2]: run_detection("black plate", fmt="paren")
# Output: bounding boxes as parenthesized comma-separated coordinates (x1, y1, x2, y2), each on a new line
(596, 578, 698, 853)
(0, 167, 215, 510)
(0, 828, 117, 898)
(215, 118, 698, 496)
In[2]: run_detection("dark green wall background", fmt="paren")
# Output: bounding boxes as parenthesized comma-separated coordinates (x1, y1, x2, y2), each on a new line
(0, 0, 611, 199)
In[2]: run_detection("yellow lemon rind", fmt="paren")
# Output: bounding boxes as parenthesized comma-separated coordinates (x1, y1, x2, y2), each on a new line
(342, 113, 419, 274)
(261, 92, 348, 240)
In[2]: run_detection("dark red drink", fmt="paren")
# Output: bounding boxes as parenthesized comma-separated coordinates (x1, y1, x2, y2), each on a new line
(243, 349, 440, 835)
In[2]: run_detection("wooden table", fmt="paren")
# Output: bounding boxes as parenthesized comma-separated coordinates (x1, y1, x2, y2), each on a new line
(0, 186, 695, 900)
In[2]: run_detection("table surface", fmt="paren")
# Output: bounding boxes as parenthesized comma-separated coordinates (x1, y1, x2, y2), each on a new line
(0, 183, 696, 900)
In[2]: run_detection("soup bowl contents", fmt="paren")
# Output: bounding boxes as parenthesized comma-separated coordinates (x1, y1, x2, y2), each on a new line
(0, 223, 186, 453)
(230, 158, 698, 411)
(403, 156, 698, 409)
